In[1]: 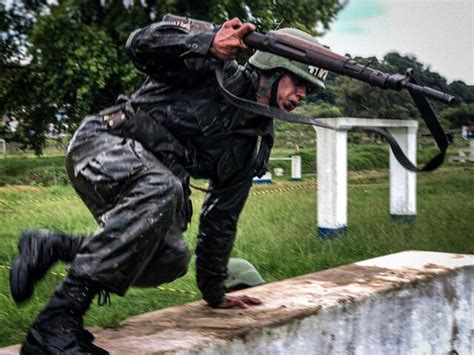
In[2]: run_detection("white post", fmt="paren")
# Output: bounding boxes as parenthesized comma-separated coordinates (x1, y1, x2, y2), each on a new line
(314, 117, 418, 238)
(315, 126, 348, 238)
(469, 140, 474, 162)
(387, 127, 417, 221)
(291, 155, 302, 180)
(0, 139, 5, 158)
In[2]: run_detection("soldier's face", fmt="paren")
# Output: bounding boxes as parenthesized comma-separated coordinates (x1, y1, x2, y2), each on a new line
(277, 73, 308, 111)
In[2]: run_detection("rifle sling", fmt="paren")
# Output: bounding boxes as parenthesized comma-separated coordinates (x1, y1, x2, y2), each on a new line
(215, 62, 448, 173)
(406, 76, 449, 171)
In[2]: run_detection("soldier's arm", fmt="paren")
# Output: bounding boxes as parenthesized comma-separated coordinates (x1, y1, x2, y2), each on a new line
(126, 22, 215, 72)
(195, 178, 254, 307)
(126, 18, 255, 74)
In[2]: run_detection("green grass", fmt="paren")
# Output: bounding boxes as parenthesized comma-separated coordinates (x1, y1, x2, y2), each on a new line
(1, 141, 467, 186)
(0, 155, 68, 186)
(0, 166, 473, 347)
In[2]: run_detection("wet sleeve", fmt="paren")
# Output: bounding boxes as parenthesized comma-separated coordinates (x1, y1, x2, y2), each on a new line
(126, 22, 216, 74)
(195, 178, 253, 307)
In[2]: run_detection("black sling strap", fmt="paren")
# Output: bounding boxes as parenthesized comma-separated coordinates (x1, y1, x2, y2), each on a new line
(215, 62, 449, 172)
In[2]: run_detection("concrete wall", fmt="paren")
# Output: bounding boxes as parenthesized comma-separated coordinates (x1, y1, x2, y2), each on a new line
(2, 251, 473, 354)
(206, 255, 473, 355)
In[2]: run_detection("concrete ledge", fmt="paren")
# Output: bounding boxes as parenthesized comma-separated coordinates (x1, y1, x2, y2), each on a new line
(2, 251, 473, 354)
(314, 117, 419, 130)
(317, 226, 348, 239)
(390, 214, 416, 223)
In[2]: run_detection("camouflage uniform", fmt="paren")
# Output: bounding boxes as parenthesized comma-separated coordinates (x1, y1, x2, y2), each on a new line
(66, 21, 273, 306)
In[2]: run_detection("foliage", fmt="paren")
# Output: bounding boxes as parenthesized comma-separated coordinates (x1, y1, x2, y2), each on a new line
(448, 81, 474, 104)
(0, 0, 346, 154)
(273, 102, 341, 150)
(383, 52, 451, 95)
(332, 56, 419, 120)
(318, 52, 474, 130)
(0, 1, 34, 116)
(0, 140, 464, 187)
(439, 103, 474, 129)
(30, 1, 119, 125)
(296, 102, 342, 118)
(2, 1, 472, 154)
(0, 156, 68, 186)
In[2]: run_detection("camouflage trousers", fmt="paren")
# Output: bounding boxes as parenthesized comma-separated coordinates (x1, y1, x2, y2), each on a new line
(65, 116, 191, 295)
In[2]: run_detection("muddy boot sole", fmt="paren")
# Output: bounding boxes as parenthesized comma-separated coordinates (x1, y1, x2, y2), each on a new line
(10, 255, 34, 303)
(10, 231, 46, 303)
(21, 328, 108, 355)
(20, 341, 48, 355)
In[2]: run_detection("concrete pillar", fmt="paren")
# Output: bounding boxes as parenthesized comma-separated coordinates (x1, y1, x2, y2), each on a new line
(315, 126, 348, 239)
(387, 127, 417, 221)
(0, 139, 5, 158)
(314, 117, 418, 238)
(469, 140, 474, 162)
(291, 155, 302, 180)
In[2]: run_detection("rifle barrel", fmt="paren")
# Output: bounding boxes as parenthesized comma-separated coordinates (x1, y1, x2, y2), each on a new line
(243, 32, 456, 105)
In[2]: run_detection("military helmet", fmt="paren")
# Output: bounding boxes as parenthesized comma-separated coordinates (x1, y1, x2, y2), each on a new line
(224, 258, 265, 290)
(249, 28, 328, 90)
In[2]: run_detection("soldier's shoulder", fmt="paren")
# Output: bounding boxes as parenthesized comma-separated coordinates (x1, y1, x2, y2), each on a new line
(149, 21, 192, 34)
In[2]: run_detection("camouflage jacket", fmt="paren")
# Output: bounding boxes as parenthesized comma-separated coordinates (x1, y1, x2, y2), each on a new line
(123, 21, 273, 306)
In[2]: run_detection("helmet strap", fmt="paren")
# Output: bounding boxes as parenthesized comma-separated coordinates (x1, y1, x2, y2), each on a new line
(256, 70, 285, 107)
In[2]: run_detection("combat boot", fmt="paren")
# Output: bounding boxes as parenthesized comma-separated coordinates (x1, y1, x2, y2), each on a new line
(21, 273, 109, 355)
(10, 229, 85, 303)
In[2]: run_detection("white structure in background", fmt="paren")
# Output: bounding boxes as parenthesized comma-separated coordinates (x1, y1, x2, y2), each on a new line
(273, 167, 284, 176)
(461, 125, 474, 140)
(252, 171, 273, 184)
(314, 117, 418, 239)
(0, 139, 6, 158)
(1, 115, 19, 133)
(268, 155, 302, 180)
(458, 125, 474, 163)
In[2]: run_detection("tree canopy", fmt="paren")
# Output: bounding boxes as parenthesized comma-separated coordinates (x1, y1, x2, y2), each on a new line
(1, 0, 473, 154)
(0, 0, 345, 154)
(310, 52, 474, 131)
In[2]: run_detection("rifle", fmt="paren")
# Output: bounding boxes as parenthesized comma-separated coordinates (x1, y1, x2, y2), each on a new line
(162, 14, 456, 172)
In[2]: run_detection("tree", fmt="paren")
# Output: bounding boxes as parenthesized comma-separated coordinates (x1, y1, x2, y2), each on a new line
(322, 52, 472, 133)
(1, 0, 347, 154)
(0, 1, 34, 115)
(29, 1, 119, 125)
(440, 103, 474, 129)
(449, 81, 474, 104)
(332, 56, 419, 120)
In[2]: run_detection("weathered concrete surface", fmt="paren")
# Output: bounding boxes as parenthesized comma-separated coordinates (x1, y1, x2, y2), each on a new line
(2, 251, 473, 354)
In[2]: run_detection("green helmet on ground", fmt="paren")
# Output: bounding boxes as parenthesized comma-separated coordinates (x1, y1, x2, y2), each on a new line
(224, 258, 265, 291)
(248, 28, 328, 90)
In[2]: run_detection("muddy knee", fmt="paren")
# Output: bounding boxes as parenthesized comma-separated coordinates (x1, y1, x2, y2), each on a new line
(132, 238, 191, 288)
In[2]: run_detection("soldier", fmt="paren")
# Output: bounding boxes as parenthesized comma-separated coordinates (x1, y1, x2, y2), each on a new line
(10, 17, 325, 354)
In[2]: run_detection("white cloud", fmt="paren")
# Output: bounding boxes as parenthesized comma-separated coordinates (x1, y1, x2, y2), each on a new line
(322, 0, 474, 84)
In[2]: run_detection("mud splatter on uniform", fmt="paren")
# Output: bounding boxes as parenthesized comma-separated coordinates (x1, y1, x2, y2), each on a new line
(66, 22, 273, 306)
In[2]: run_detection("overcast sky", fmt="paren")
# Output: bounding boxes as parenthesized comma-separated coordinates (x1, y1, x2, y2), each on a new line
(321, 0, 474, 85)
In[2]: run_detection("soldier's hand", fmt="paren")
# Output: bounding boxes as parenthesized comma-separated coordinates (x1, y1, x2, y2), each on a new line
(216, 294, 262, 309)
(210, 18, 256, 60)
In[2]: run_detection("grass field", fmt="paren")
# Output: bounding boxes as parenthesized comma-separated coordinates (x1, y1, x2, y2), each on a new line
(0, 164, 473, 347)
